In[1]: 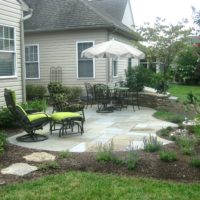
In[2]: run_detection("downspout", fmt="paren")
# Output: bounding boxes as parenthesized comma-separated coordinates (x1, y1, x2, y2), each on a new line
(106, 30, 110, 84)
(20, 9, 33, 103)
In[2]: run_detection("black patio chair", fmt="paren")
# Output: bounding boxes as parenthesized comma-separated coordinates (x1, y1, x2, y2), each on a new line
(94, 84, 113, 113)
(81, 82, 94, 108)
(127, 87, 140, 111)
(4, 89, 50, 142)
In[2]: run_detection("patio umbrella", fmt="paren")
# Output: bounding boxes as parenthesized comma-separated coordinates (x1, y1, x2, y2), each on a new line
(81, 39, 145, 83)
(81, 39, 145, 59)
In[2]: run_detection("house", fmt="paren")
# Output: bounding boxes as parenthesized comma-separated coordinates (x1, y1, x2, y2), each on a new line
(0, 0, 30, 107)
(23, 0, 140, 88)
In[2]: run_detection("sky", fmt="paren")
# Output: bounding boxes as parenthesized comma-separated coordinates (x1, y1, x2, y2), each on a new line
(130, 0, 200, 28)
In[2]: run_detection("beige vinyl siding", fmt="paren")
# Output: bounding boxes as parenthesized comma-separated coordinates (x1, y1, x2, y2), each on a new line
(25, 29, 109, 87)
(0, 0, 23, 108)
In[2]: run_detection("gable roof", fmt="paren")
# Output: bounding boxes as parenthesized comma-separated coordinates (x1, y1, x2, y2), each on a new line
(17, 0, 30, 11)
(23, 0, 138, 40)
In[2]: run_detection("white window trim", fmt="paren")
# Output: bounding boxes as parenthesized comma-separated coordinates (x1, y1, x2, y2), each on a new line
(0, 24, 17, 79)
(25, 44, 40, 80)
(112, 58, 118, 78)
(76, 40, 95, 79)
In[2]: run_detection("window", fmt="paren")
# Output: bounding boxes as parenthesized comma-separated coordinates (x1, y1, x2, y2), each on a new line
(112, 58, 118, 77)
(0, 25, 16, 77)
(77, 42, 94, 78)
(25, 45, 40, 79)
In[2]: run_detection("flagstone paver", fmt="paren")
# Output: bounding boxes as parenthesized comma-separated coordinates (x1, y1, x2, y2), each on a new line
(1, 163, 37, 176)
(23, 152, 56, 162)
(7, 106, 178, 152)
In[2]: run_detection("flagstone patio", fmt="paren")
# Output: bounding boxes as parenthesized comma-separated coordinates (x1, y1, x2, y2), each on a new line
(8, 106, 177, 152)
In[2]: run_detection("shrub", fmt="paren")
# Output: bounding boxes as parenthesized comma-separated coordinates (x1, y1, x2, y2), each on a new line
(26, 84, 47, 100)
(22, 99, 47, 112)
(58, 151, 72, 159)
(125, 150, 139, 170)
(38, 161, 60, 171)
(0, 108, 17, 128)
(0, 132, 6, 155)
(173, 45, 199, 84)
(125, 65, 154, 92)
(159, 150, 177, 162)
(159, 127, 172, 137)
(62, 86, 82, 102)
(143, 135, 162, 152)
(190, 156, 200, 168)
(176, 136, 196, 155)
(96, 141, 114, 162)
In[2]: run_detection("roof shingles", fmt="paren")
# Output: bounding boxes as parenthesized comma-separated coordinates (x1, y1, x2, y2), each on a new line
(24, 0, 137, 39)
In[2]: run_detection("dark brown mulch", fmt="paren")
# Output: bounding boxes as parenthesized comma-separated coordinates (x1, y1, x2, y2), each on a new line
(0, 142, 200, 186)
(0, 101, 199, 186)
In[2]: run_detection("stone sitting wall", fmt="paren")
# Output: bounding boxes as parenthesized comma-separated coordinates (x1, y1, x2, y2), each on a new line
(137, 92, 171, 109)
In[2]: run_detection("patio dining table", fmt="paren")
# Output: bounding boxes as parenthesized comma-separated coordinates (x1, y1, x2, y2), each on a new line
(108, 85, 129, 110)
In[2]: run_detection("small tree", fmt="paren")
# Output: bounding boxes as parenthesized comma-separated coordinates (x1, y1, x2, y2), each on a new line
(136, 17, 192, 70)
(173, 45, 200, 84)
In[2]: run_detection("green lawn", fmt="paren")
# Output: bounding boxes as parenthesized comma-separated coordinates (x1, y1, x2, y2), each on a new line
(1, 171, 200, 200)
(168, 84, 200, 102)
(153, 110, 184, 123)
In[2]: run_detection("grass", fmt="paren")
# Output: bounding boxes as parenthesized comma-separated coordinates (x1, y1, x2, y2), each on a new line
(1, 171, 200, 200)
(153, 110, 184, 123)
(168, 84, 200, 102)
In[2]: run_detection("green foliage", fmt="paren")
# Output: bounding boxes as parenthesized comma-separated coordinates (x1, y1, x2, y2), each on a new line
(58, 151, 72, 159)
(153, 110, 184, 124)
(96, 141, 114, 162)
(125, 65, 154, 92)
(37, 161, 60, 171)
(143, 135, 162, 152)
(96, 141, 139, 170)
(22, 99, 47, 112)
(159, 150, 177, 162)
(169, 84, 200, 103)
(190, 156, 200, 168)
(192, 125, 200, 138)
(125, 66, 169, 94)
(0, 132, 6, 155)
(48, 82, 82, 102)
(0, 108, 16, 128)
(159, 127, 173, 137)
(176, 136, 196, 156)
(26, 84, 47, 100)
(1, 171, 200, 200)
(137, 17, 192, 69)
(173, 45, 200, 85)
(125, 149, 139, 170)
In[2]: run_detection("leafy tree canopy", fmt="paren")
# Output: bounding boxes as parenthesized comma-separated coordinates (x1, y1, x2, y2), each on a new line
(136, 17, 193, 68)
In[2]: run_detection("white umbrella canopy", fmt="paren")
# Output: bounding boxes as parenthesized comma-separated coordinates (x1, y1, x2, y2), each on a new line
(81, 39, 145, 59)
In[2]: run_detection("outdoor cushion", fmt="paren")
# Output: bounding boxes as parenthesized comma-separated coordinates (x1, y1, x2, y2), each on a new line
(16, 104, 27, 116)
(51, 112, 81, 121)
(28, 113, 50, 122)
(11, 90, 16, 104)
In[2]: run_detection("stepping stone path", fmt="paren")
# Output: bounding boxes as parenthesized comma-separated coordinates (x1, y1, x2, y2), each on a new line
(1, 163, 38, 176)
(1, 152, 56, 177)
(23, 152, 56, 162)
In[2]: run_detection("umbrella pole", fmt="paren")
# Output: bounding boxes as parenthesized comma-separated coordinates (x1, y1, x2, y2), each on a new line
(107, 57, 110, 84)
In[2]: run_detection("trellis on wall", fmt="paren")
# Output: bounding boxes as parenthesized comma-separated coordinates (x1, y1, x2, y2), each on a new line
(50, 66, 62, 83)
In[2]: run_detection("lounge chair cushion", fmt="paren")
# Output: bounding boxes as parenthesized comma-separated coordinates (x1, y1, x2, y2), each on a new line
(28, 113, 50, 122)
(11, 90, 16, 104)
(16, 104, 27, 115)
(51, 112, 81, 121)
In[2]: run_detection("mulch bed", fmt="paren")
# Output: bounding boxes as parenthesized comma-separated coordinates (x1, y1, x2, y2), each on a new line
(1, 101, 200, 185)
(0, 142, 200, 186)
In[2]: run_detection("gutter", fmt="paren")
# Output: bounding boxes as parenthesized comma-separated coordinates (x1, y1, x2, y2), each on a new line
(20, 8, 33, 103)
